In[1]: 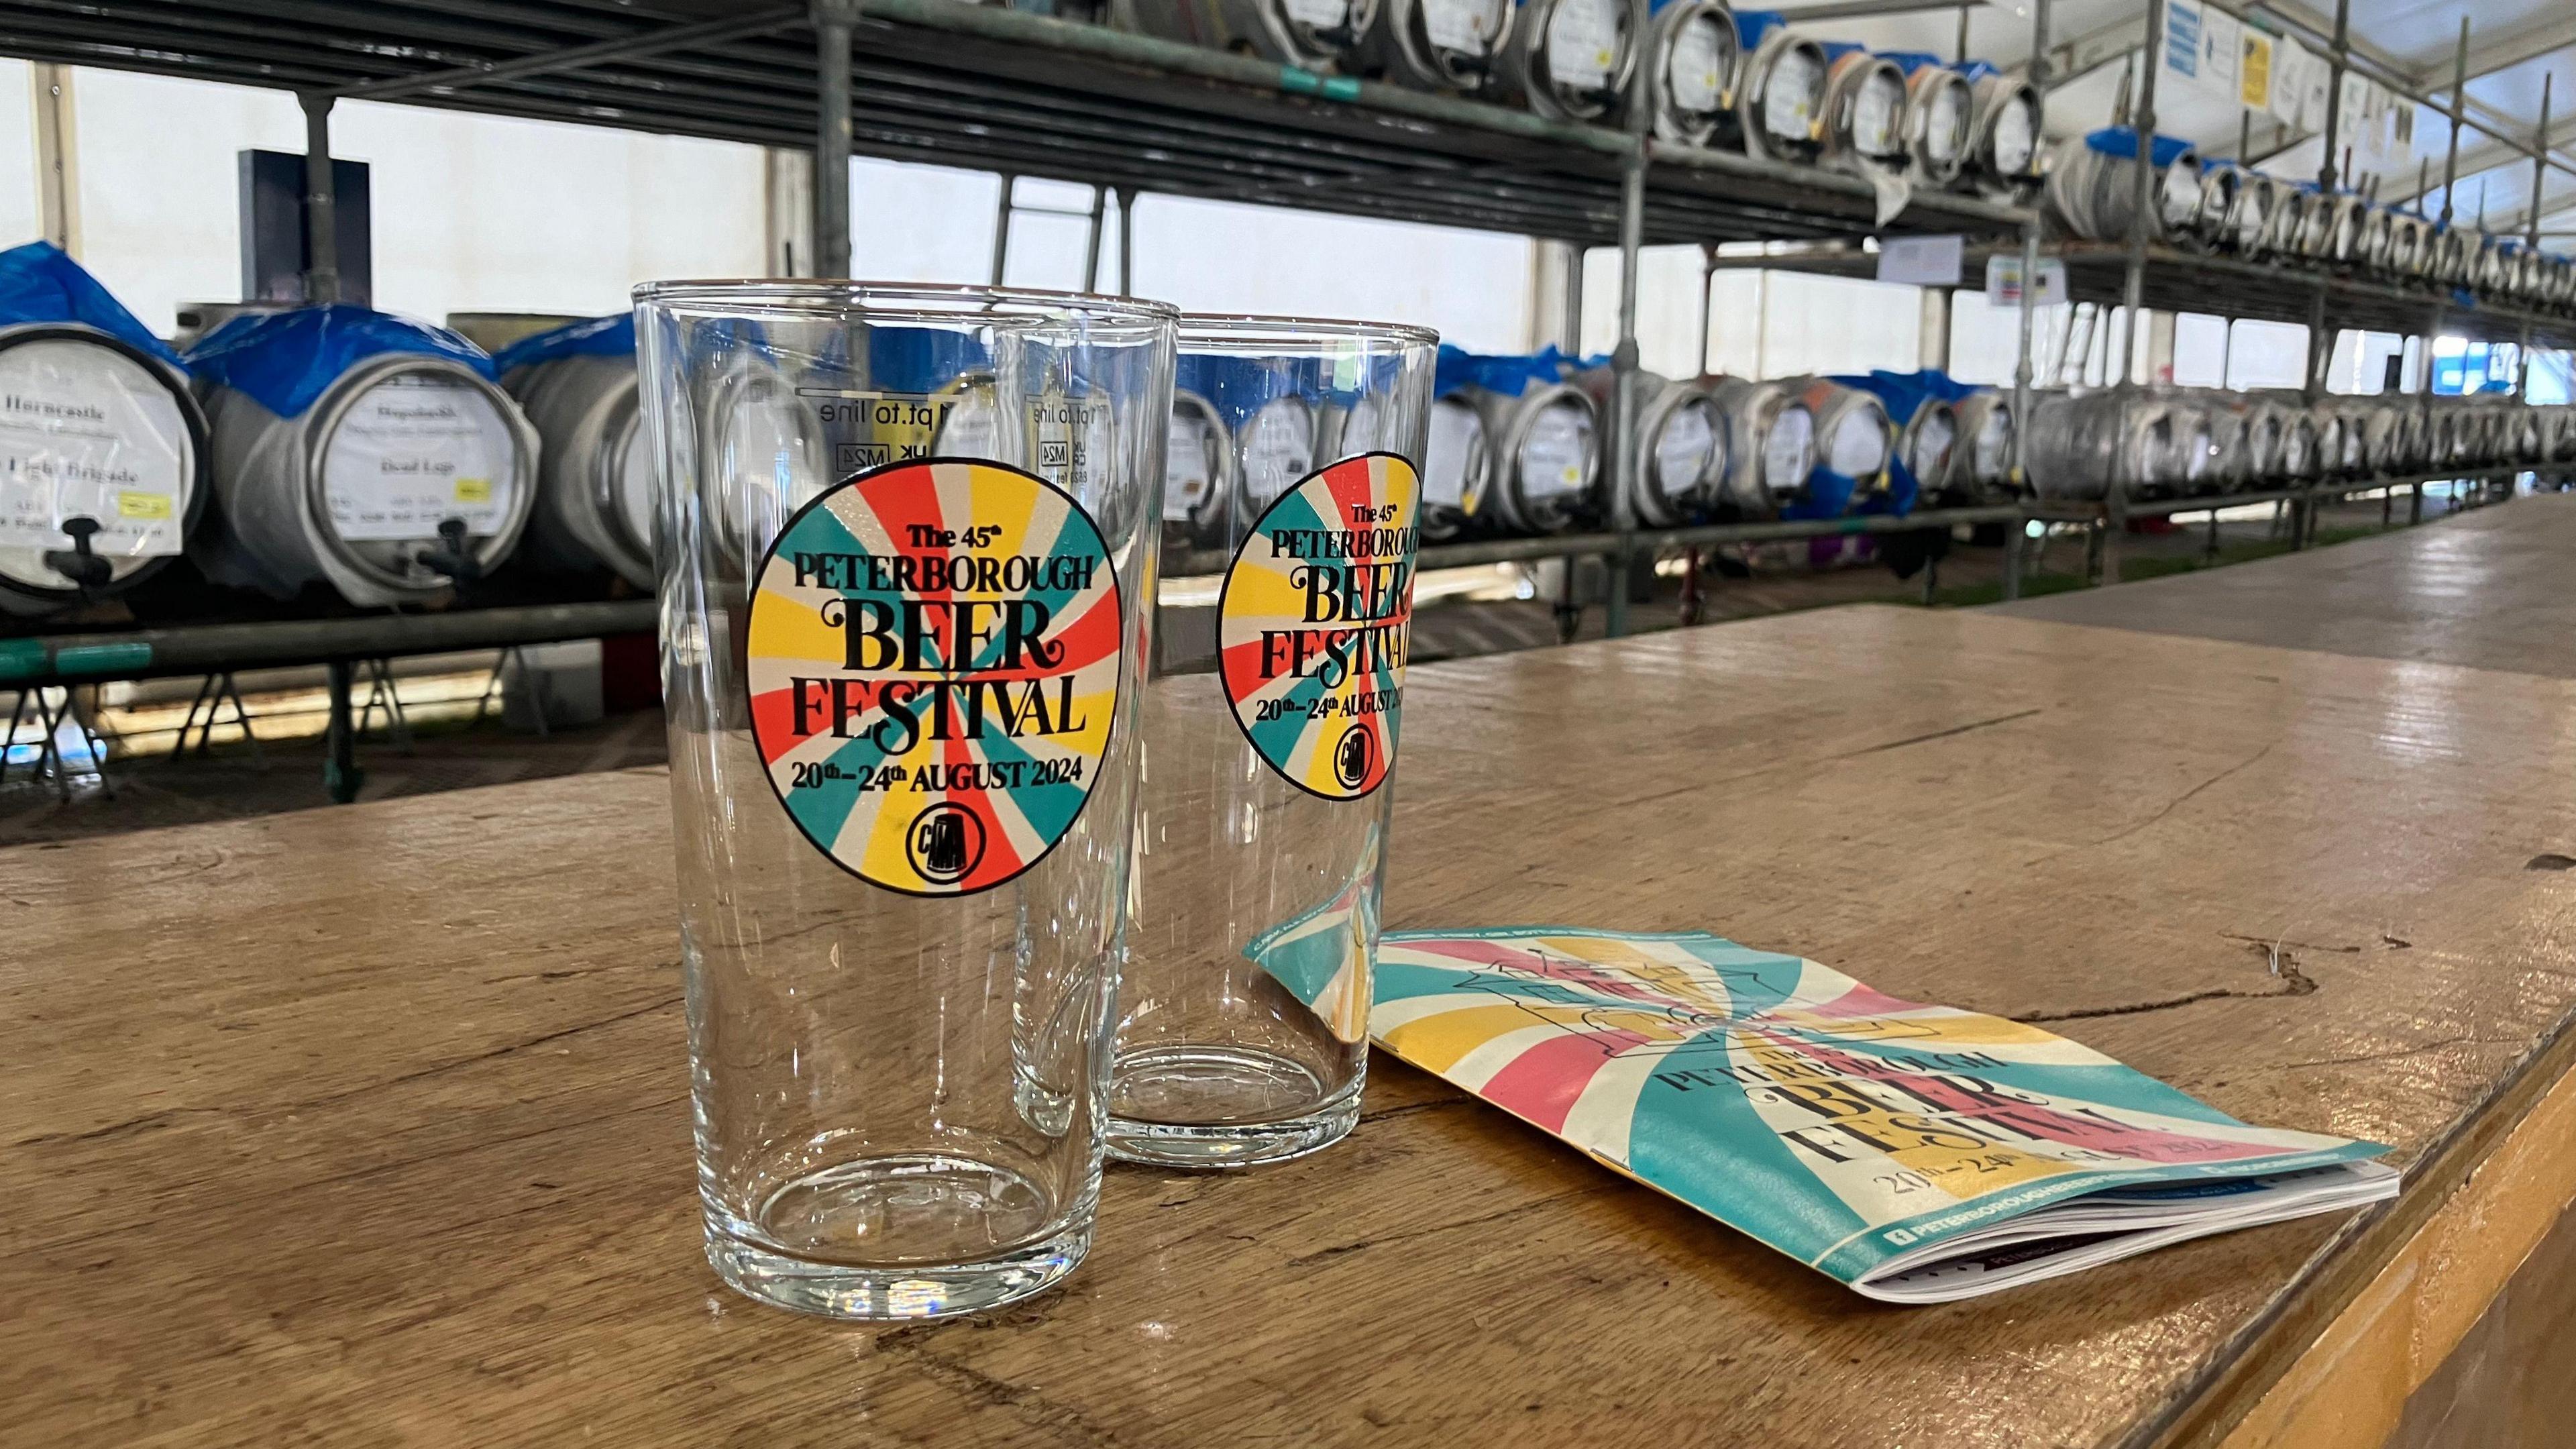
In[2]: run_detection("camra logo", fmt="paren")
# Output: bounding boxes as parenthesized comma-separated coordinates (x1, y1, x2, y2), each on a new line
(743, 459, 1122, 896)
(1216, 453, 1418, 801)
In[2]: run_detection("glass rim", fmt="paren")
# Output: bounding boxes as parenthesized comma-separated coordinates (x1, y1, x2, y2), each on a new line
(630, 278, 1181, 321)
(1176, 311, 1440, 347)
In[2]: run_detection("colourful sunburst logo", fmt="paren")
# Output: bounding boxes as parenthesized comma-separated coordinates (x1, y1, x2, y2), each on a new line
(1216, 453, 1418, 800)
(743, 459, 1122, 896)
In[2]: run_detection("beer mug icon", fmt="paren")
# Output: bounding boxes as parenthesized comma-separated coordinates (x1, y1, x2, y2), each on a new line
(1332, 724, 1375, 792)
(906, 802, 985, 885)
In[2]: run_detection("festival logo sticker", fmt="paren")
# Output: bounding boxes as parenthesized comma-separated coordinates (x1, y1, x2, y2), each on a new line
(1216, 452, 1418, 800)
(743, 458, 1122, 896)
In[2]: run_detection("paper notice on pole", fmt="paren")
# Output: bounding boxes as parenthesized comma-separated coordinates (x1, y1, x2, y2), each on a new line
(2161, 0, 2204, 88)
(2266, 32, 2308, 127)
(1984, 254, 2067, 309)
(2198, 8, 2241, 98)
(1878, 234, 1964, 288)
(2239, 30, 2273, 112)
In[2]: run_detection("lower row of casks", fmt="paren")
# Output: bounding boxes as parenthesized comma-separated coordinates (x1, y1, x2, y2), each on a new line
(2023, 390, 2576, 502)
(0, 311, 649, 616)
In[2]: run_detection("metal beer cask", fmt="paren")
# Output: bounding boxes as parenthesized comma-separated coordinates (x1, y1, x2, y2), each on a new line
(0, 322, 211, 616)
(504, 348, 655, 590)
(190, 312, 537, 607)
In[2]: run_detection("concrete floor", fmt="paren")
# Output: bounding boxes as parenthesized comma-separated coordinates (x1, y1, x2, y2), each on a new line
(0, 486, 2520, 846)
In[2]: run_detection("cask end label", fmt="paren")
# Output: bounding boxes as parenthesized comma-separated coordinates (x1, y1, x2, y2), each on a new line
(1216, 452, 1418, 801)
(743, 458, 1120, 896)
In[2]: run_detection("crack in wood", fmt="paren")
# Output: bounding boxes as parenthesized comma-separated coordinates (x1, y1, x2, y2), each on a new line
(11, 994, 684, 1149)
(1284, 1188, 1607, 1269)
(879, 1337, 1125, 1449)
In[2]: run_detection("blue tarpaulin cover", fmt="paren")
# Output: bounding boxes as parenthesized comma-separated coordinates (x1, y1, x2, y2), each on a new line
(184, 304, 493, 417)
(1829, 368, 1988, 513)
(2083, 126, 2198, 169)
(851, 327, 991, 394)
(1880, 50, 1945, 75)
(1434, 344, 1573, 399)
(1179, 354, 1322, 430)
(490, 312, 634, 374)
(1782, 469, 1864, 521)
(0, 240, 184, 367)
(1735, 9, 1786, 48)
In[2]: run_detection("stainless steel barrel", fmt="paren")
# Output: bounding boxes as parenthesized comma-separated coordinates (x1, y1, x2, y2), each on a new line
(1899, 61, 1973, 186)
(1725, 23, 1827, 162)
(1232, 389, 1320, 519)
(2203, 398, 2254, 491)
(0, 323, 211, 616)
(503, 348, 654, 589)
(1460, 379, 1599, 534)
(1707, 375, 1814, 517)
(1360, 0, 1511, 91)
(1570, 366, 1725, 527)
(2383, 213, 2429, 276)
(1789, 376, 1892, 511)
(196, 351, 538, 606)
(1160, 386, 1234, 548)
(2275, 407, 2321, 480)
(1114, 0, 1381, 70)
(1947, 389, 2015, 496)
(2045, 133, 2201, 244)
(1965, 71, 2041, 197)
(1819, 48, 1908, 170)
(1494, 0, 1638, 123)
(1635, 0, 1740, 145)
(1418, 390, 1491, 541)
(2353, 206, 2394, 272)
(2025, 390, 2187, 501)
(2186, 164, 2240, 252)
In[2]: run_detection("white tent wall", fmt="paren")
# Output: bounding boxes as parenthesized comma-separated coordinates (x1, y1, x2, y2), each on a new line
(1576, 244, 1717, 376)
(1134, 193, 1533, 352)
(1684, 269, 1924, 380)
(848, 156, 1008, 284)
(1, 60, 36, 245)
(18, 63, 1540, 357)
(62, 68, 767, 332)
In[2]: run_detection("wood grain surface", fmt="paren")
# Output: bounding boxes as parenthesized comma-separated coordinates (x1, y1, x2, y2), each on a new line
(1996, 496, 2576, 680)
(9, 519, 2576, 1447)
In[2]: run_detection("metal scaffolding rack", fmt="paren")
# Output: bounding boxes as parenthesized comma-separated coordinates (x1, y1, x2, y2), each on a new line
(0, 0, 2561, 800)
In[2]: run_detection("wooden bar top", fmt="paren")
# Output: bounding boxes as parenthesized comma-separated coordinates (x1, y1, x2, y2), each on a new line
(1998, 496, 2576, 680)
(11, 526, 2576, 1446)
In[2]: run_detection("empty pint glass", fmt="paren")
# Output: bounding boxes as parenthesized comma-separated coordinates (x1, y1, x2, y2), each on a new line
(636, 282, 1175, 1318)
(1116, 315, 1437, 1167)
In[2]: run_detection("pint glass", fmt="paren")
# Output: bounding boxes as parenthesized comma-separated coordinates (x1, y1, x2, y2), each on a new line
(1114, 315, 1436, 1167)
(636, 282, 1175, 1318)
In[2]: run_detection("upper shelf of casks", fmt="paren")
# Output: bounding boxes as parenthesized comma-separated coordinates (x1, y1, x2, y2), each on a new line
(0, 0, 2034, 248)
(1717, 241, 2576, 350)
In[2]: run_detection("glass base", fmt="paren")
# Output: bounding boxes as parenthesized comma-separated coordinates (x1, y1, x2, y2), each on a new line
(704, 1154, 1090, 1321)
(1106, 1045, 1362, 1169)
